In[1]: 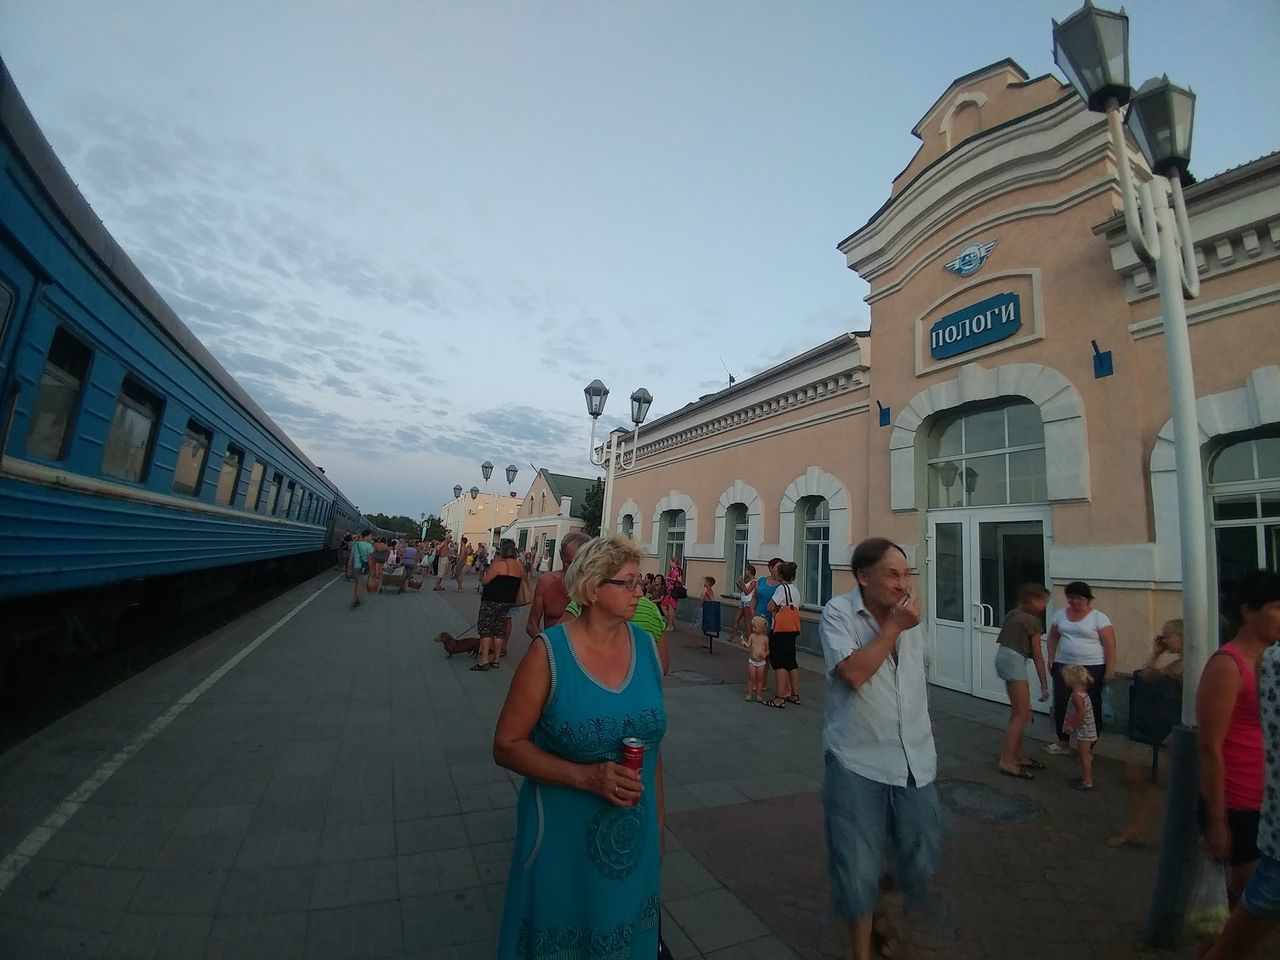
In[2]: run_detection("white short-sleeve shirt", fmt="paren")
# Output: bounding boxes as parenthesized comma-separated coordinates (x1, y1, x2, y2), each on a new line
(1050, 608, 1112, 666)
(818, 587, 937, 788)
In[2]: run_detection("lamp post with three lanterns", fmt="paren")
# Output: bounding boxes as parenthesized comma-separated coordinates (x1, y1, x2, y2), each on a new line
(479, 461, 520, 554)
(584, 380, 652, 537)
(1052, 1, 1203, 942)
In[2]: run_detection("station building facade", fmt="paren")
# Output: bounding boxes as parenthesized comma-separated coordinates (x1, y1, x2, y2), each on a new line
(439, 490, 523, 552)
(501, 468, 601, 571)
(609, 59, 1280, 706)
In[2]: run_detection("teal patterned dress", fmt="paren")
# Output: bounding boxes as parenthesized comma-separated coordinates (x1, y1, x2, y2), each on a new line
(497, 623, 667, 960)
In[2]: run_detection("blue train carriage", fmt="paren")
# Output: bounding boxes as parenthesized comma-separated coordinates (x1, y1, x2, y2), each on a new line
(0, 56, 360, 662)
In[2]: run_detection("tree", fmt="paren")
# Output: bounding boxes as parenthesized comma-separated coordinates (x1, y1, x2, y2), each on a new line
(581, 479, 604, 537)
(421, 514, 448, 540)
(364, 513, 419, 535)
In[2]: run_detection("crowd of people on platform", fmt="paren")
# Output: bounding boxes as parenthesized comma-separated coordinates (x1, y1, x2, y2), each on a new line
(333, 520, 1280, 958)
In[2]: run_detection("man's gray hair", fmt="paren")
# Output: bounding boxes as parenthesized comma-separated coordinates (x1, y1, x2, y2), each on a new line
(560, 530, 592, 561)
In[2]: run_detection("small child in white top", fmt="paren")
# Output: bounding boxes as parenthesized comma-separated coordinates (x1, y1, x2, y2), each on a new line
(743, 616, 770, 702)
(1061, 664, 1098, 790)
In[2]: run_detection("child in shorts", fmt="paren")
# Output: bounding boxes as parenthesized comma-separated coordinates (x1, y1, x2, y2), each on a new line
(1062, 664, 1098, 790)
(743, 616, 770, 702)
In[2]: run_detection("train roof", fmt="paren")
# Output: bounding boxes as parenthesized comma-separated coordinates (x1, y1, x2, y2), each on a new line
(0, 54, 353, 508)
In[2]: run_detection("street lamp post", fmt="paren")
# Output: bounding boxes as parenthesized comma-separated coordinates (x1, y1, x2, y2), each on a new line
(505, 464, 518, 547)
(1053, 2, 1203, 944)
(451, 484, 463, 549)
(584, 380, 653, 536)
(481, 461, 496, 554)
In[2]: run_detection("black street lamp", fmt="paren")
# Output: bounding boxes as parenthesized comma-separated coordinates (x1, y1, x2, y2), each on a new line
(1053, 4, 1204, 945)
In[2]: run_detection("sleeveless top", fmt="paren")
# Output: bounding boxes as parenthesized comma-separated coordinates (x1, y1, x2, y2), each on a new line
(1218, 644, 1264, 811)
(754, 577, 777, 624)
(482, 571, 522, 604)
(497, 623, 667, 959)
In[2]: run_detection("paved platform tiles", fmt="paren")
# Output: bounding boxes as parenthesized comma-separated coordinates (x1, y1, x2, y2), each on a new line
(0, 572, 1269, 959)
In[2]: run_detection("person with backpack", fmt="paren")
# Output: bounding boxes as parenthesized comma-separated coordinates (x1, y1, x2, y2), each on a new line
(764, 561, 802, 709)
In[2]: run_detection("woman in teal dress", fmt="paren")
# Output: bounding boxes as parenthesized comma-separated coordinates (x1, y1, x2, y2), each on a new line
(494, 534, 667, 959)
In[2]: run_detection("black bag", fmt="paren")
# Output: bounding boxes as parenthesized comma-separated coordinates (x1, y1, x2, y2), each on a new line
(672, 584, 687, 600)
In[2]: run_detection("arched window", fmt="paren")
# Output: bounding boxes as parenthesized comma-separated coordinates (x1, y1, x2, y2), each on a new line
(1210, 431, 1280, 605)
(797, 497, 832, 606)
(620, 514, 635, 539)
(926, 400, 1046, 508)
(724, 503, 748, 590)
(660, 510, 686, 567)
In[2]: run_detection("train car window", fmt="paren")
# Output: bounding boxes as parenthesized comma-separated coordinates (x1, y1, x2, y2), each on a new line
(102, 378, 163, 483)
(25, 327, 92, 461)
(245, 461, 265, 511)
(0, 283, 13, 343)
(277, 477, 291, 516)
(264, 471, 281, 515)
(171, 420, 212, 497)
(215, 445, 244, 506)
(268, 476, 284, 519)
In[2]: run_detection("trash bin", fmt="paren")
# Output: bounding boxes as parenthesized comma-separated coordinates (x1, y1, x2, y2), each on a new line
(1128, 670, 1181, 781)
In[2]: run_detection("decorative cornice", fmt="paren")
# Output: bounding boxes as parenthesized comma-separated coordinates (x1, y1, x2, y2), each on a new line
(635, 367, 869, 461)
(841, 96, 1115, 283)
(1098, 158, 1280, 304)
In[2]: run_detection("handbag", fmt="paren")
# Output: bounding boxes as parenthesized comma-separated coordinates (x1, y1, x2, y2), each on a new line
(772, 584, 801, 632)
(515, 574, 534, 606)
(672, 584, 687, 600)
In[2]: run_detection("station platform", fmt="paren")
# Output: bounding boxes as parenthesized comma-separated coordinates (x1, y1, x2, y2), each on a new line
(0, 570, 1236, 959)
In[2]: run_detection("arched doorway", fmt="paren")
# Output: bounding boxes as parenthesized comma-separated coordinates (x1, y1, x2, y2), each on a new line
(925, 399, 1053, 706)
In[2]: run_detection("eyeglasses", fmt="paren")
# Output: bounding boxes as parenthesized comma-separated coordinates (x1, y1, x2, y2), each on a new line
(602, 576, 645, 591)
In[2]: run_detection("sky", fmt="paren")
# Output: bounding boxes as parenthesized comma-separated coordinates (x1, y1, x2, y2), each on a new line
(2, 1, 1277, 518)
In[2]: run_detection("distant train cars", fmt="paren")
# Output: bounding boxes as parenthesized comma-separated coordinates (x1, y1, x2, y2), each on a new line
(0, 56, 362, 669)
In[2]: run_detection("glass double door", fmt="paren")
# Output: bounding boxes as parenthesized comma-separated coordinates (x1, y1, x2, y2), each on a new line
(927, 507, 1052, 708)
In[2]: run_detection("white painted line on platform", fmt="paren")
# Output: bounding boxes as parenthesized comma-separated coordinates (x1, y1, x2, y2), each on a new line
(0, 575, 341, 895)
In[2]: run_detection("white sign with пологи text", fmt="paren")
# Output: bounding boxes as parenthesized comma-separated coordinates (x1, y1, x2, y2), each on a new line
(929, 292, 1021, 360)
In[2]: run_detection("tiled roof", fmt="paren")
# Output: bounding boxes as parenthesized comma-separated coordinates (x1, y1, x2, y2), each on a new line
(540, 470, 602, 520)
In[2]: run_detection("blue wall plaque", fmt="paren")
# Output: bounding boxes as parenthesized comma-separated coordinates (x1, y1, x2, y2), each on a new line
(929, 292, 1021, 360)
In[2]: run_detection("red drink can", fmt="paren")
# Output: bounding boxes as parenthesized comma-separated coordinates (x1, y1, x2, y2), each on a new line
(620, 737, 644, 772)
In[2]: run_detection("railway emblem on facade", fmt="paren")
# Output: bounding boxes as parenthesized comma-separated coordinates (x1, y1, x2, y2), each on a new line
(944, 240, 997, 277)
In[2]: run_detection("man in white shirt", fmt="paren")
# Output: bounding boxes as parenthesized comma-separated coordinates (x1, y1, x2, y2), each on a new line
(818, 537, 941, 960)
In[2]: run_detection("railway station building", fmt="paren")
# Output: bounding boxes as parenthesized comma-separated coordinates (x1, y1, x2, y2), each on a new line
(609, 59, 1280, 707)
(500, 468, 602, 570)
(438, 490, 524, 551)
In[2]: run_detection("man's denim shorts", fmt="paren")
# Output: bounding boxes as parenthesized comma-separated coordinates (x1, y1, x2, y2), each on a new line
(1242, 853, 1280, 919)
(822, 752, 942, 921)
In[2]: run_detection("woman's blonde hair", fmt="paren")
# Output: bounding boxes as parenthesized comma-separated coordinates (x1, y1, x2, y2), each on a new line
(565, 533, 643, 606)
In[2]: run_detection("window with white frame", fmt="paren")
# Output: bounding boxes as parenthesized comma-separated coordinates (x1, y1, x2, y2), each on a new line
(620, 514, 635, 539)
(1210, 432, 1280, 630)
(797, 496, 832, 606)
(661, 509, 686, 567)
(926, 399, 1046, 508)
(724, 503, 748, 591)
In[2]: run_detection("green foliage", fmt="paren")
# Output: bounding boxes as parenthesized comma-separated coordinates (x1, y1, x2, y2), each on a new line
(581, 479, 604, 537)
(364, 512, 422, 535)
(421, 514, 449, 540)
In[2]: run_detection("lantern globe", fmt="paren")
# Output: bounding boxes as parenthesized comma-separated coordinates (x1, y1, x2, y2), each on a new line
(584, 379, 609, 419)
(630, 387, 653, 425)
(1052, 0, 1132, 113)
(1125, 75, 1195, 178)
